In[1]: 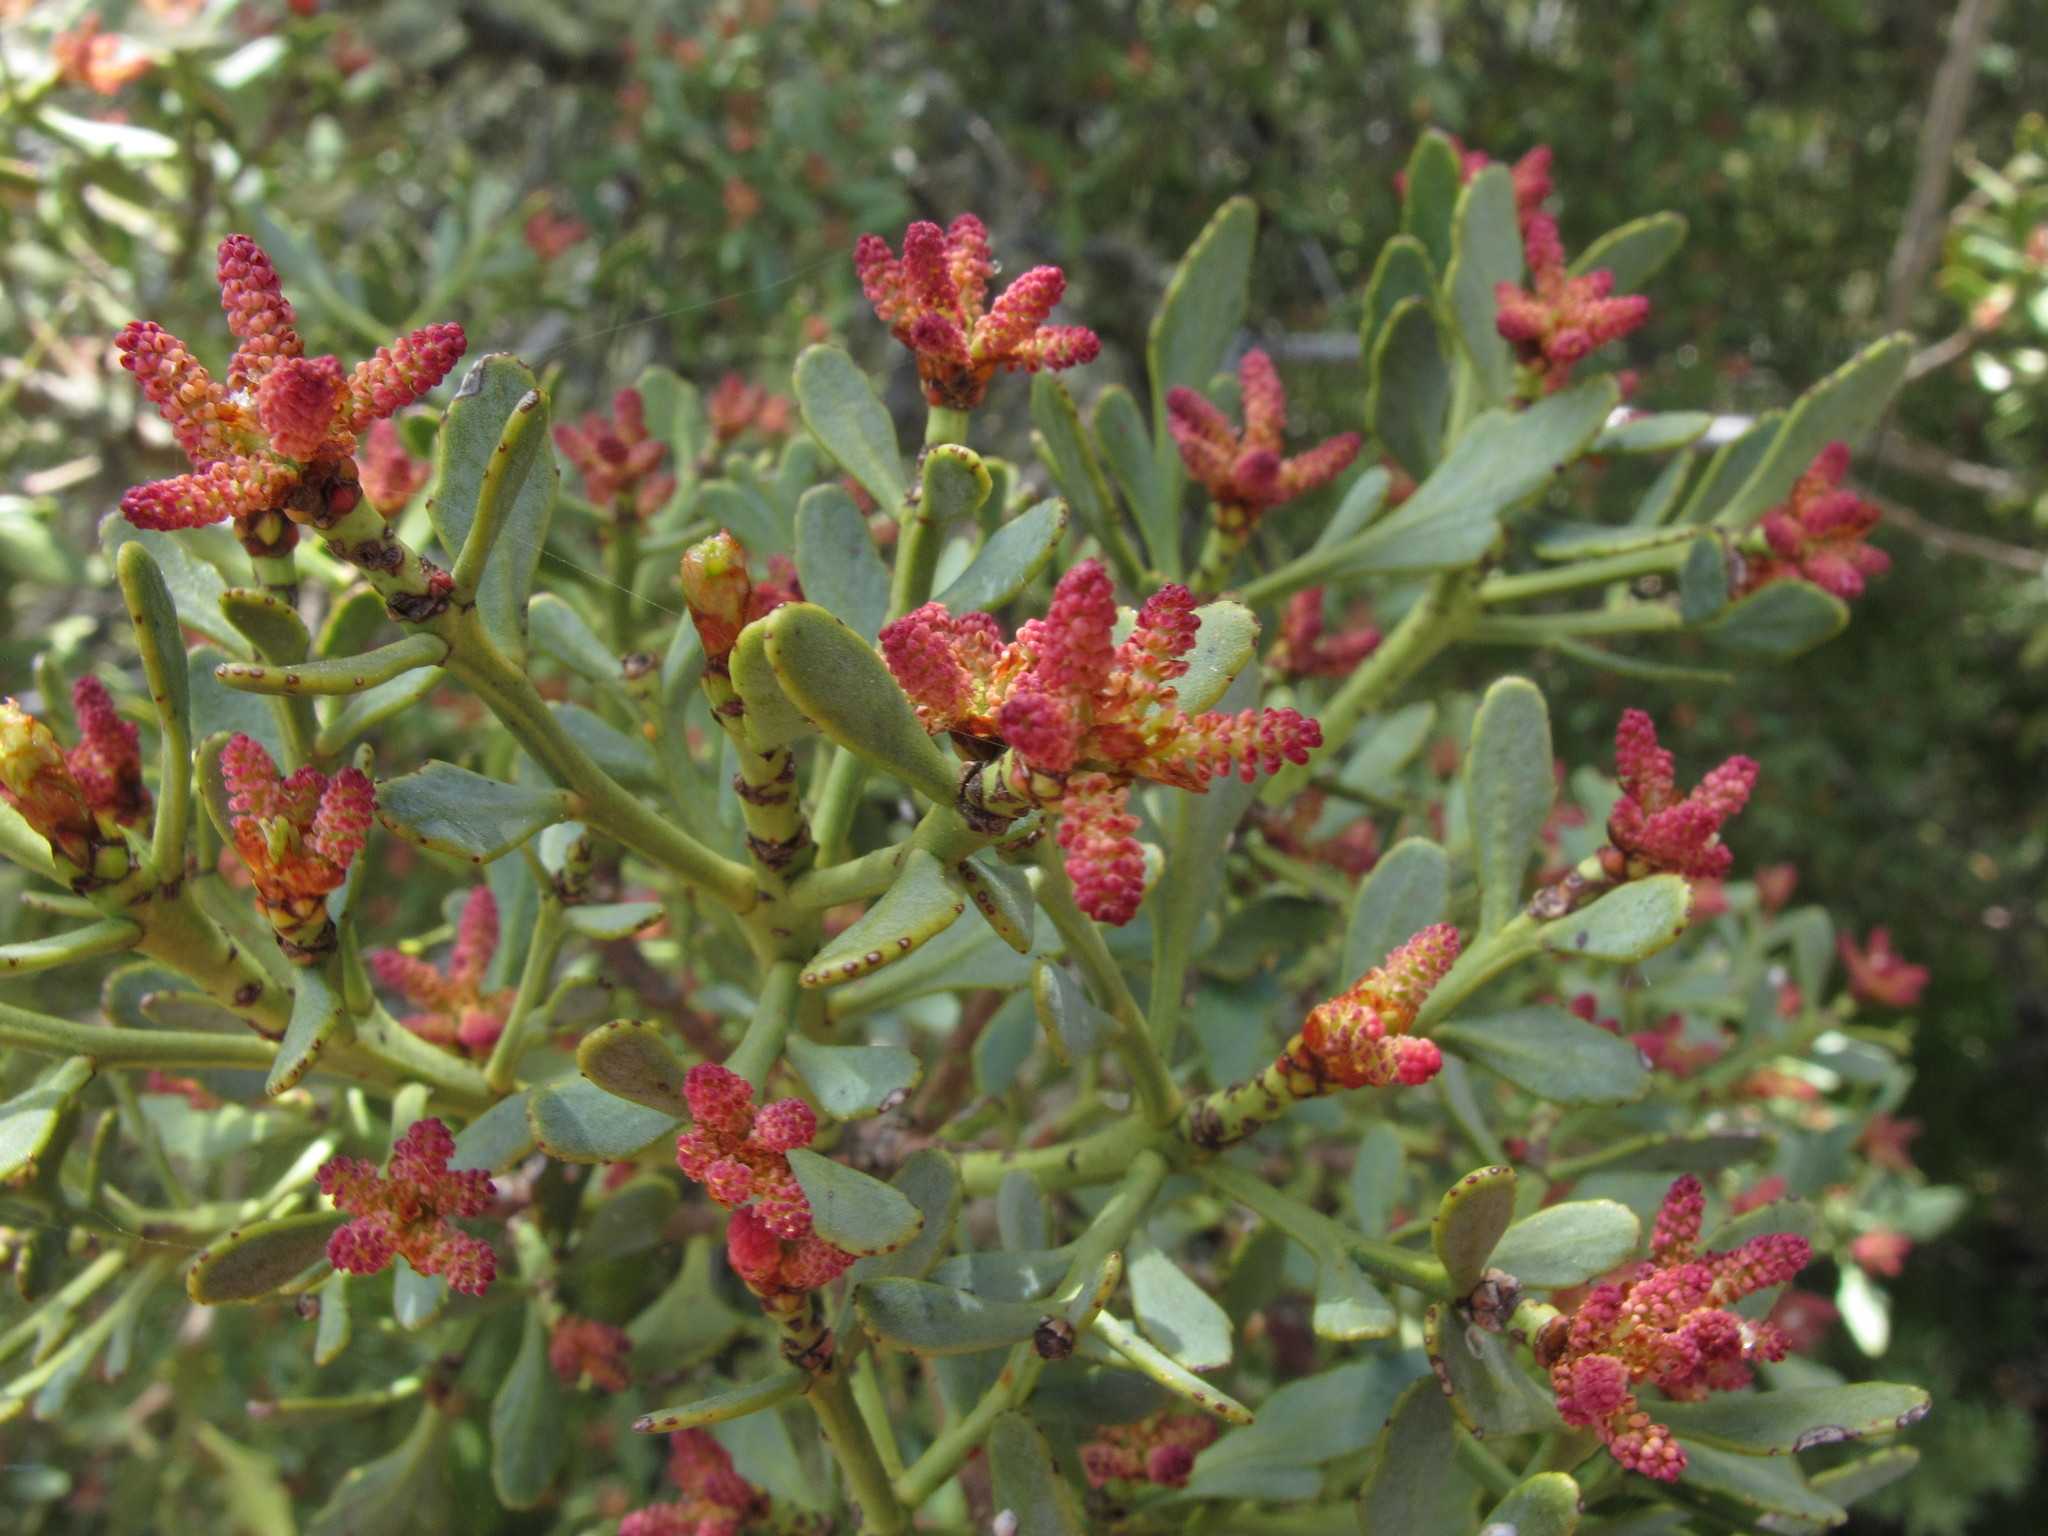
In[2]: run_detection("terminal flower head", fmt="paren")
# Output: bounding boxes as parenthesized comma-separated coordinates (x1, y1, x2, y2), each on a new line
(1542, 1175, 1811, 1482)
(674, 1064, 850, 1300)
(356, 418, 430, 516)
(1739, 444, 1890, 601)
(0, 680, 150, 880)
(554, 386, 675, 518)
(1837, 927, 1928, 1009)
(221, 734, 373, 956)
(116, 236, 465, 546)
(1494, 211, 1650, 396)
(1080, 1411, 1221, 1489)
(53, 14, 153, 96)
(1291, 923, 1461, 1090)
(1166, 349, 1362, 537)
(1271, 587, 1381, 679)
(1602, 710, 1757, 882)
(680, 530, 802, 662)
(880, 561, 1321, 922)
(1398, 138, 1553, 235)
(367, 886, 514, 1056)
(706, 372, 794, 446)
(855, 213, 1100, 409)
(316, 1118, 497, 1295)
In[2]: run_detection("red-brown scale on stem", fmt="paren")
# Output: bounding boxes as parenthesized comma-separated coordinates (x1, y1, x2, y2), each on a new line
(879, 561, 1321, 922)
(1165, 349, 1362, 537)
(854, 213, 1100, 408)
(316, 1118, 498, 1295)
(1548, 1175, 1811, 1482)
(115, 236, 465, 536)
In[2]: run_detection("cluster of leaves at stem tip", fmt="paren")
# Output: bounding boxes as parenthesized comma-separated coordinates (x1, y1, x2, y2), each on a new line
(0, 124, 1957, 1536)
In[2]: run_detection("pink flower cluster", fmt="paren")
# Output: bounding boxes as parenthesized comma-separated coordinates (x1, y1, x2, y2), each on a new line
(356, 418, 430, 516)
(1485, 147, 1650, 395)
(674, 1064, 851, 1300)
(705, 372, 793, 446)
(854, 214, 1100, 409)
(1271, 587, 1381, 679)
(1739, 443, 1891, 601)
(117, 236, 465, 535)
(1165, 349, 1361, 536)
(368, 886, 513, 1057)
(880, 560, 1321, 923)
(547, 1315, 633, 1392)
(220, 734, 373, 950)
(554, 386, 677, 519)
(1602, 710, 1757, 882)
(619, 1429, 767, 1536)
(1837, 927, 1929, 1009)
(1293, 923, 1462, 1090)
(1079, 1411, 1221, 1490)
(1545, 1175, 1811, 1482)
(316, 1118, 497, 1295)
(0, 680, 149, 875)
(63, 677, 150, 827)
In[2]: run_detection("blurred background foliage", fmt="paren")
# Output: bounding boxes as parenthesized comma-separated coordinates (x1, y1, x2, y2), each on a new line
(0, 0, 2042, 1529)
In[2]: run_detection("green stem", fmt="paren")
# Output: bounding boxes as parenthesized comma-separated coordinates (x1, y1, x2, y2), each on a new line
(726, 960, 800, 1090)
(851, 1355, 906, 1481)
(895, 1151, 1166, 1508)
(0, 1249, 124, 1369)
(1190, 520, 1248, 596)
(482, 895, 566, 1093)
(604, 516, 639, 654)
(0, 1001, 276, 1072)
(789, 838, 904, 911)
(1198, 1158, 1450, 1297)
(925, 406, 970, 447)
(1261, 572, 1471, 807)
(809, 1370, 908, 1536)
(1463, 604, 1682, 644)
(127, 887, 292, 1037)
(0, 918, 140, 976)
(1031, 843, 1180, 1126)
(809, 749, 870, 867)
(1476, 541, 1689, 605)
(110, 1071, 192, 1209)
(1411, 915, 1539, 1035)
(449, 388, 546, 600)
(958, 1115, 1155, 1197)
(1454, 1423, 1522, 1496)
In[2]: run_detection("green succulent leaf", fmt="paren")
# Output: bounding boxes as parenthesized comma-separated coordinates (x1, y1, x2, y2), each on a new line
(1595, 410, 1714, 455)
(932, 498, 1069, 615)
(1029, 376, 1123, 569)
(784, 1035, 923, 1121)
(450, 1091, 537, 1174)
(1488, 1200, 1643, 1288)
(266, 966, 346, 1097)
(795, 484, 891, 643)
(429, 353, 558, 664)
(1342, 837, 1451, 980)
(1362, 234, 1438, 358)
(220, 585, 311, 665)
(1092, 387, 1173, 569)
(1426, 1303, 1564, 1437)
(1659, 1383, 1931, 1455)
(955, 853, 1036, 954)
(1539, 875, 1694, 962)
(793, 345, 905, 510)
(375, 761, 570, 864)
(1311, 1253, 1396, 1341)
(1432, 1163, 1518, 1296)
(0, 1057, 92, 1183)
(489, 1305, 567, 1509)
(1673, 1440, 1848, 1528)
(304, 1404, 453, 1536)
(1150, 195, 1258, 431)
(1370, 296, 1453, 480)
(785, 1148, 923, 1256)
(1176, 600, 1259, 714)
(1572, 210, 1689, 290)
(1128, 1239, 1233, 1372)
(854, 1278, 1047, 1355)
(1465, 676, 1555, 933)
(1481, 1472, 1583, 1536)
(800, 847, 967, 989)
(1399, 129, 1465, 273)
(214, 633, 448, 697)
(848, 1148, 962, 1286)
(989, 1413, 1089, 1536)
(1445, 164, 1524, 405)
(1437, 1006, 1651, 1106)
(186, 1211, 344, 1305)
(1355, 1377, 1476, 1533)
(528, 592, 623, 690)
(762, 603, 961, 803)
(1702, 580, 1851, 660)
(633, 1371, 807, 1434)
(576, 1020, 689, 1113)
(527, 1076, 681, 1164)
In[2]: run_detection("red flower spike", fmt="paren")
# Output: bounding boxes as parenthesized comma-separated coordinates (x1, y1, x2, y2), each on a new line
(555, 386, 675, 518)
(547, 1315, 633, 1392)
(854, 213, 1100, 409)
(116, 236, 465, 537)
(1165, 350, 1362, 536)
(66, 678, 149, 827)
(1603, 710, 1757, 882)
(1295, 924, 1461, 1090)
(220, 733, 373, 950)
(316, 1118, 497, 1295)
(1494, 211, 1650, 395)
(1398, 139, 1553, 237)
(878, 560, 1323, 923)
(1056, 774, 1148, 925)
(1739, 443, 1891, 600)
(1858, 1113, 1923, 1174)
(1850, 1228, 1912, 1279)
(0, 700, 103, 872)
(53, 15, 153, 96)
(357, 418, 430, 516)
(706, 372, 794, 447)
(1547, 1175, 1812, 1483)
(674, 1064, 852, 1300)
(1837, 927, 1928, 1009)
(367, 886, 514, 1057)
(1272, 588, 1382, 679)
